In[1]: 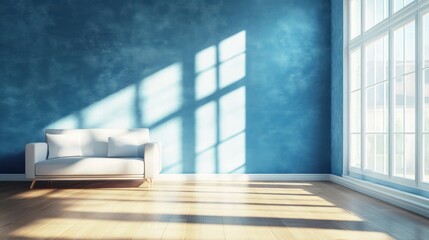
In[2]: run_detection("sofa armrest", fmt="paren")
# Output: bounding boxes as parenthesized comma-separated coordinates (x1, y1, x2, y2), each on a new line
(25, 142, 48, 179)
(144, 142, 162, 178)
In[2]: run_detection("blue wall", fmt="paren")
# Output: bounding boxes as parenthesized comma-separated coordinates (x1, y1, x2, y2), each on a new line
(331, 0, 343, 176)
(0, 0, 332, 174)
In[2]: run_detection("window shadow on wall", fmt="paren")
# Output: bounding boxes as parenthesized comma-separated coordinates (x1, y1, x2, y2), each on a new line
(45, 31, 247, 174)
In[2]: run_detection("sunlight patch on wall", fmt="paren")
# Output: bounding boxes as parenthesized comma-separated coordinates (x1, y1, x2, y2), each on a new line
(219, 31, 246, 88)
(219, 86, 246, 140)
(195, 101, 217, 173)
(219, 53, 246, 89)
(195, 46, 217, 100)
(140, 63, 183, 126)
(194, 31, 247, 173)
(151, 117, 183, 173)
(219, 31, 246, 62)
(81, 85, 136, 128)
(219, 87, 246, 173)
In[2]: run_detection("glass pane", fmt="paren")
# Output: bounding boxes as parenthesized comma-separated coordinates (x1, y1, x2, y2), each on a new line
(350, 0, 361, 39)
(366, 134, 375, 171)
(384, 82, 388, 133)
(404, 21, 415, 74)
(375, 83, 385, 132)
(366, 35, 388, 86)
(404, 73, 415, 132)
(366, 43, 375, 86)
(424, 13, 429, 68)
(394, 134, 404, 177)
(404, 134, 415, 179)
(424, 134, 429, 182)
(404, 0, 413, 6)
(394, 0, 414, 13)
(350, 49, 361, 91)
(375, 134, 387, 174)
(365, 0, 375, 31)
(393, 0, 403, 13)
(375, 39, 384, 83)
(365, 0, 388, 31)
(350, 134, 361, 168)
(384, 36, 389, 80)
(350, 91, 361, 132)
(425, 69, 429, 132)
(394, 27, 404, 78)
(394, 77, 404, 132)
(366, 87, 375, 132)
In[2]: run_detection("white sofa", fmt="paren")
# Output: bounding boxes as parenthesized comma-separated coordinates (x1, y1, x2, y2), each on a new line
(25, 129, 161, 189)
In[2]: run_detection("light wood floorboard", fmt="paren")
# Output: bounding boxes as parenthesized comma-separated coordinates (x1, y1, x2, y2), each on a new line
(0, 180, 427, 240)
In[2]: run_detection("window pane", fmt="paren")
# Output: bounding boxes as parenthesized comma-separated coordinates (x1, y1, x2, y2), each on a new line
(404, 134, 415, 179)
(375, 134, 387, 174)
(394, 0, 414, 14)
(393, 0, 403, 13)
(404, 21, 415, 74)
(394, 134, 404, 176)
(394, 77, 404, 132)
(375, 83, 386, 132)
(375, 40, 384, 83)
(350, 0, 361, 39)
(366, 134, 375, 171)
(350, 134, 361, 168)
(350, 91, 361, 132)
(365, 0, 388, 31)
(350, 49, 361, 91)
(366, 87, 375, 132)
(424, 69, 429, 132)
(366, 43, 375, 86)
(404, 73, 415, 132)
(424, 13, 429, 68)
(366, 35, 388, 86)
(394, 27, 404, 78)
(424, 134, 429, 182)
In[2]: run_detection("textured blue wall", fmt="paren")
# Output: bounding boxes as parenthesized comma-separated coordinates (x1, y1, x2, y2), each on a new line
(0, 0, 331, 174)
(331, 0, 343, 176)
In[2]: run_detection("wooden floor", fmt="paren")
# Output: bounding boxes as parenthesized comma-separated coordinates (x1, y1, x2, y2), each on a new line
(0, 180, 428, 240)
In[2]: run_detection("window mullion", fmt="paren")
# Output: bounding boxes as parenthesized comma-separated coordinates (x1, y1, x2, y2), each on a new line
(401, 29, 407, 178)
(389, 24, 394, 179)
(361, 44, 366, 171)
(416, 10, 422, 187)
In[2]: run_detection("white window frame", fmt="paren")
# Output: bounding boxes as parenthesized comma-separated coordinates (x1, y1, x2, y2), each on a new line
(344, 0, 429, 192)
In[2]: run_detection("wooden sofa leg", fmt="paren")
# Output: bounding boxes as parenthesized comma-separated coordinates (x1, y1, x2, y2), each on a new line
(142, 178, 152, 188)
(30, 179, 36, 190)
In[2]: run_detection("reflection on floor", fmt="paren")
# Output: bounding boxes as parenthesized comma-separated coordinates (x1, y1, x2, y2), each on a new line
(0, 180, 427, 239)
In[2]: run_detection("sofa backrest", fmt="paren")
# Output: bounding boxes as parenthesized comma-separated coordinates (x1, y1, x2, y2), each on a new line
(45, 129, 150, 157)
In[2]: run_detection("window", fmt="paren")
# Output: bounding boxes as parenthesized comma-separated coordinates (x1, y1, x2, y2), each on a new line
(346, 0, 429, 190)
(393, 21, 416, 180)
(350, 48, 362, 168)
(365, 0, 388, 31)
(423, 12, 429, 183)
(364, 35, 389, 174)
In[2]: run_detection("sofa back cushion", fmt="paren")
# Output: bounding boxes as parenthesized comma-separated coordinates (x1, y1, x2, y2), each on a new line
(45, 129, 150, 157)
(46, 133, 83, 159)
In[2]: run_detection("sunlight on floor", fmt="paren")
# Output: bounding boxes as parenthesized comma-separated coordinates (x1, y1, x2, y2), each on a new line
(4, 181, 417, 240)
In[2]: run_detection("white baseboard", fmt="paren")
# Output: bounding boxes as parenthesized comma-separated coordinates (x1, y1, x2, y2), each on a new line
(0, 173, 330, 182)
(330, 175, 429, 218)
(155, 174, 331, 181)
(0, 174, 28, 181)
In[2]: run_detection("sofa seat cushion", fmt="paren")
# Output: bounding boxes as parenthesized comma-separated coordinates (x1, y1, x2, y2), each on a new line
(35, 157, 144, 176)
